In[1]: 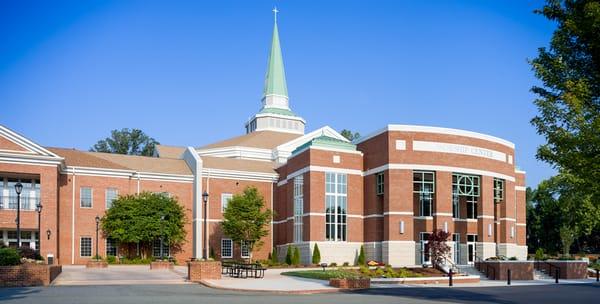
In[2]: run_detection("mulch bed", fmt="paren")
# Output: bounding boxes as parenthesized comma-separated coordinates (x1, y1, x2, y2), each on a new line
(401, 267, 446, 277)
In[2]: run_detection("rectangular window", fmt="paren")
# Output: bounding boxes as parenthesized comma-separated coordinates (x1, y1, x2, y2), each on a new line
(452, 174, 480, 219)
(493, 178, 504, 203)
(241, 240, 250, 258)
(221, 193, 233, 213)
(152, 239, 169, 257)
(325, 172, 347, 242)
(106, 238, 118, 256)
(293, 176, 304, 243)
(376, 172, 384, 196)
(221, 239, 233, 258)
(80, 237, 92, 257)
(414, 171, 435, 217)
(105, 188, 118, 209)
(80, 187, 92, 208)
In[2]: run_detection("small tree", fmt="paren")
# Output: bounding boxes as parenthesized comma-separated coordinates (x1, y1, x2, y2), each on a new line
(428, 229, 451, 268)
(285, 246, 293, 265)
(101, 192, 187, 259)
(221, 187, 273, 262)
(559, 225, 576, 257)
(356, 245, 365, 265)
(312, 244, 321, 265)
(292, 247, 301, 266)
(270, 247, 278, 264)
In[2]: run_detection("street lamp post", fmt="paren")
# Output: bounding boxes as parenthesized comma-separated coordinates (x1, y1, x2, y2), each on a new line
(95, 216, 100, 261)
(15, 182, 23, 247)
(202, 191, 209, 260)
(36, 203, 43, 253)
(160, 215, 165, 260)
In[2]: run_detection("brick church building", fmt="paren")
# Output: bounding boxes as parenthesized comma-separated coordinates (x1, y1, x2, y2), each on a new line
(0, 15, 527, 266)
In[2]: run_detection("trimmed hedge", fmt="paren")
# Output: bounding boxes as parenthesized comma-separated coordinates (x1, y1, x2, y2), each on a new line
(0, 248, 21, 266)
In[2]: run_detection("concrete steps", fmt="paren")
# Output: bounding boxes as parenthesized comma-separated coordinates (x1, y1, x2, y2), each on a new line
(534, 269, 554, 280)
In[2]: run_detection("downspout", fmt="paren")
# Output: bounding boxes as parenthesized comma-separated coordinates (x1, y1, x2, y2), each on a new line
(71, 167, 76, 264)
(136, 172, 140, 194)
(205, 171, 210, 259)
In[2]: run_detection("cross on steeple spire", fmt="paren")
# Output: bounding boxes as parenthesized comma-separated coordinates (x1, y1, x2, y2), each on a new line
(273, 7, 279, 23)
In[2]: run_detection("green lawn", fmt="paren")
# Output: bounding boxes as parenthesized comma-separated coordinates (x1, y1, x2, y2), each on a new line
(281, 266, 425, 281)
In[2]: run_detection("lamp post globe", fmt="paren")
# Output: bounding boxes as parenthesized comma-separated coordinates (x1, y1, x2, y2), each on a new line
(202, 191, 209, 260)
(14, 182, 23, 247)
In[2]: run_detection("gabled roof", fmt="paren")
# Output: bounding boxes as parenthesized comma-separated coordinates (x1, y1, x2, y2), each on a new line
(0, 125, 61, 158)
(155, 144, 186, 159)
(48, 147, 192, 175)
(198, 131, 302, 150)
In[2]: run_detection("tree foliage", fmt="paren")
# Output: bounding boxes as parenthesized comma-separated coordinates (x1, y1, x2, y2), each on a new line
(530, 0, 600, 204)
(292, 247, 301, 266)
(428, 229, 451, 267)
(91, 128, 160, 156)
(312, 243, 321, 265)
(221, 187, 273, 261)
(100, 192, 187, 257)
(340, 129, 361, 142)
(356, 245, 365, 266)
(285, 246, 293, 265)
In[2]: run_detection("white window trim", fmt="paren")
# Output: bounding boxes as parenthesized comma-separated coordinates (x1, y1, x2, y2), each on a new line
(80, 187, 93, 208)
(241, 240, 250, 258)
(80, 236, 92, 257)
(221, 193, 233, 213)
(105, 188, 118, 209)
(221, 238, 233, 258)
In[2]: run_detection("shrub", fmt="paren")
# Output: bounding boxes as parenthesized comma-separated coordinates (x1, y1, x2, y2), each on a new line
(356, 245, 366, 266)
(106, 255, 117, 264)
(374, 267, 385, 277)
(535, 248, 545, 260)
(285, 246, 293, 265)
(359, 265, 370, 275)
(0, 248, 21, 266)
(329, 262, 337, 267)
(209, 247, 216, 260)
(292, 247, 301, 266)
(17, 246, 42, 260)
(509, 256, 518, 261)
(92, 255, 103, 261)
(270, 247, 278, 264)
(342, 262, 350, 267)
(312, 244, 321, 265)
(120, 257, 153, 264)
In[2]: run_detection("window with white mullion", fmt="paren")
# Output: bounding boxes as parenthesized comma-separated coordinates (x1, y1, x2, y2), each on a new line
(414, 171, 435, 217)
(221, 239, 233, 258)
(325, 172, 347, 242)
(293, 176, 304, 243)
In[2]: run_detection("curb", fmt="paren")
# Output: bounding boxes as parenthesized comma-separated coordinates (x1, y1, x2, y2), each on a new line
(198, 280, 345, 294)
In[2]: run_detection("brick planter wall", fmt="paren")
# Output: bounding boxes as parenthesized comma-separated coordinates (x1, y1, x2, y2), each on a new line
(150, 261, 174, 270)
(0, 264, 62, 287)
(188, 261, 221, 282)
(482, 261, 534, 280)
(86, 260, 108, 268)
(546, 261, 588, 279)
(329, 278, 371, 289)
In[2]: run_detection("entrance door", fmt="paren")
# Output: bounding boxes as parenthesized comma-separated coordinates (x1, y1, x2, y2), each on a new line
(452, 234, 460, 264)
(421, 233, 431, 265)
(467, 234, 477, 264)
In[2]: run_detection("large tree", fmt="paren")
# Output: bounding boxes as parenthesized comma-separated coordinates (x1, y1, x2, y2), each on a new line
(221, 187, 272, 261)
(91, 128, 160, 156)
(340, 129, 361, 142)
(530, 0, 600, 203)
(101, 192, 187, 258)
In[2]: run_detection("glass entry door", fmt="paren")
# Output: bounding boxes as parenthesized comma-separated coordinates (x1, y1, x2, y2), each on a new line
(421, 233, 431, 265)
(467, 234, 477, 264)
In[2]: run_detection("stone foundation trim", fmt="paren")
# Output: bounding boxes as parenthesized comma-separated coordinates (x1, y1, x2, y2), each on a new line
(86, 260, 108, 268)
(150, 261, 174, 270)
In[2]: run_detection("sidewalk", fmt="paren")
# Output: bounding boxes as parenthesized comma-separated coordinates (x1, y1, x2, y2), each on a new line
(202, 267, 339, 293)
(53, 265, 190, 286)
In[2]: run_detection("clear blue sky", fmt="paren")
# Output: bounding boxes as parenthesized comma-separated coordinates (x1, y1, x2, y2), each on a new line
(0, 0, 556, 187)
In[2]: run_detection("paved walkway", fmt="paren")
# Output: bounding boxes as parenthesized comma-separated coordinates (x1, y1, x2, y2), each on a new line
(53, 265, 189, 285)
(205, 267, 337, 292)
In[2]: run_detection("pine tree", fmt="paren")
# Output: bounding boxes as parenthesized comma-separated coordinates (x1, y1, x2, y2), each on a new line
(270, 247, 278, 264)
(285, 246, 293, 265)
(311, 243, 321, 265)
(292, 246, 301, 266)
(357, 245, 366, 265)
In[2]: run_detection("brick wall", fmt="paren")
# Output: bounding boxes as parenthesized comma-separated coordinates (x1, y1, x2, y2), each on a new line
(188, 260, 221, 281)
(0, 264, 62, 287)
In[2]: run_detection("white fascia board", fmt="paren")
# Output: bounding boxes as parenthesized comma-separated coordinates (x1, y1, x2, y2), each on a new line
(251, 113, 306, 123)
(0, 125, 62, 158)
(196, 146, 274, 162)
(355, 124, 515, 149)
(202, 168, 278, 182)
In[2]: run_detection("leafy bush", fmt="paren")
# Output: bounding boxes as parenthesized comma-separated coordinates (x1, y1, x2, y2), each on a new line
(535, 248, 546, 260)
(282, 269, 360, 280)
(312, 244, 321, 265)
(120, 257, 153, 264)
(509, 256, 518, 261)
(106, 255, 117, 264)
(359, 265, 370, 275)
(17, 246, 42, 260)
(329, 262, 337, 267)
(374, 267, 385, 277)
(270, 247, 278, 264)
(0, 248, 21, 266)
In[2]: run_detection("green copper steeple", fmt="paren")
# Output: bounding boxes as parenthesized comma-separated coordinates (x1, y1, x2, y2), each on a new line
(263, 8, 288, 98)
